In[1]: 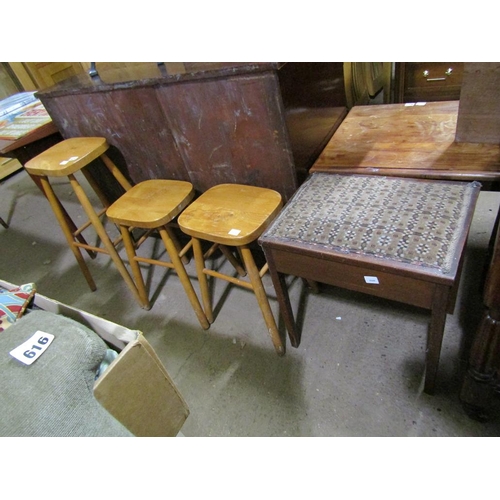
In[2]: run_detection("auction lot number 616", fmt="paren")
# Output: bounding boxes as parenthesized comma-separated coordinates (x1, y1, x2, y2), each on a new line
(9, 331, 55, 365)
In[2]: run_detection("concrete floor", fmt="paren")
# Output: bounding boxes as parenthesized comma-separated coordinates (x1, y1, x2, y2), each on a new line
(1, 168, 500, 437)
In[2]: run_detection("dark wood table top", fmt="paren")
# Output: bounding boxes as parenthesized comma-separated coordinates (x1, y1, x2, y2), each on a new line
(310, 101, 500, 182)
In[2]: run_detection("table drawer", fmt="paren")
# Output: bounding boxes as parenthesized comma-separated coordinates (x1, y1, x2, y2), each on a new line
(395, 62, 464, 102)
(269, 247, 439, 310)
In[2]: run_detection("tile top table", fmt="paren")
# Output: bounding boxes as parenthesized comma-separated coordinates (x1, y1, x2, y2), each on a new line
(310, 101, 500, 183)
(259, 173, 481, 394)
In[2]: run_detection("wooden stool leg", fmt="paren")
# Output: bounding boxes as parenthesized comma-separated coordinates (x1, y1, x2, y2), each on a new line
(68, 174, 143, 305)
(167, 225, 190, 265)
(118, 225, 151, 309)
(28, 172, 96, 258)
(100, 153, 133, 191)
(39, 176, 97, 291)
(425, 285, 450, 394)
(160, 228, 210, 330)
(264, 249, 301, 348)
(192, 237, 214, 324)
(239, 245, 285, 356)
(221, 245, 246, 276)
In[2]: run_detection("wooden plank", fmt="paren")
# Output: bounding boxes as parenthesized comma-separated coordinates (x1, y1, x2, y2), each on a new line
(456, 62, 500, 144)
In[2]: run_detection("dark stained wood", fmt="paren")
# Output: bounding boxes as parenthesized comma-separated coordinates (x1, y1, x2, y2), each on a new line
(456, 63, 500, 144)
(154, 73, 293, 193)
(311, 101, 500, 183)
(260, 176, 481, 394)
(278, 62, 348, 183)
(460, 210, 500, 419)
(36, 63, 348, 202)
(393, 62, 464, 103)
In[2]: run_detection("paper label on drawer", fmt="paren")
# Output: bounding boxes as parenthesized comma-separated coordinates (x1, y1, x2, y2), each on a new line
(364, 276, 379, 284)
(9, 331, 55, 365)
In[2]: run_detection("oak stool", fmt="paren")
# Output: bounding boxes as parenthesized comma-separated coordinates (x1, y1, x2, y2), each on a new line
(106, 179, 209, 329)
(24, 137, 142, 304)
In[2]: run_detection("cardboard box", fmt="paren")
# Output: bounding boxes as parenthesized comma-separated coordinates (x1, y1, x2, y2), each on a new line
(0, 279, 189, 437)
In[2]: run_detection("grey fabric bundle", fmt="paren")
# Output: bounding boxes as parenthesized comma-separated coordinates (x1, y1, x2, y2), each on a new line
(0, 310, 132, 437)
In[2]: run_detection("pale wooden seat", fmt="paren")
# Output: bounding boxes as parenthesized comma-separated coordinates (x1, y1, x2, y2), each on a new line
(177, 183, 284, 355)
(106, 179, 209, 329)
(24, 137, 143, 305)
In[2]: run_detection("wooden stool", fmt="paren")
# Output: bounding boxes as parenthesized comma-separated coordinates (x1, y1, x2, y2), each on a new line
(106, 179, 209, 329)
(177, 183, 284, 355)
(24, 137, 142, 304)
(259, 173, 482, 394)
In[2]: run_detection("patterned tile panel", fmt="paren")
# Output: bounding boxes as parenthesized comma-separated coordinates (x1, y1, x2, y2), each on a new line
(264, 174, 481, 274)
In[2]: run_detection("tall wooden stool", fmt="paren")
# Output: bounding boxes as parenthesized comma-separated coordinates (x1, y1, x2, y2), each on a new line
(177, 183, 284, 355)
(106, 179, 209, 329)
(24, 137, 143, 304)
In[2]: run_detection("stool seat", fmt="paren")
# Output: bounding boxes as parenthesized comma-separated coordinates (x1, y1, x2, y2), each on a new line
(178, 183, 285, 355)
(106, 179, 194, 228)
(25, 137, 109, 177)
(23, 136, 143, 306)
(178, 183, 282, 245)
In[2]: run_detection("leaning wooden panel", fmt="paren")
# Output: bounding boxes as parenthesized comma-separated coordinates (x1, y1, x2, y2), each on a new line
(40, 88, 188, 184)
(156, 71, 297, 198)
(36, 63, 302, 201)
(94, 334, 190, 437)
(456, 62, 500, 144)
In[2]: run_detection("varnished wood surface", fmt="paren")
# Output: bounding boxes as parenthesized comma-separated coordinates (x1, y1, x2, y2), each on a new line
(393, 63, 464, 103)
(460, 207, 500, 418)
(178, 184, 282, 246)
(311, 101, 500, 182)
(106, 180, 194, 228)
(24, 137, 109, 177)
